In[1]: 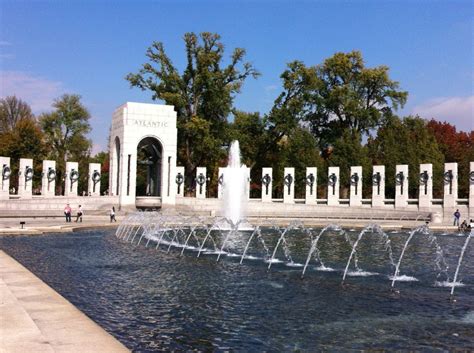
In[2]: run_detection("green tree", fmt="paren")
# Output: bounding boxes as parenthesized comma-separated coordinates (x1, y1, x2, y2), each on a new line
(0, 96, 34, 133)
(39, 94, 92, 194)
(328, 129, 372, 198)
(283, 127, 324, 198)
(273, 51, 408, 148)
(126, 32, 259, 190)
(367, 116, 444, 198)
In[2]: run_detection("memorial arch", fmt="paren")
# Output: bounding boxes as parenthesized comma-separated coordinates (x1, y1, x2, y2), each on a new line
(109, 102, 177, 207)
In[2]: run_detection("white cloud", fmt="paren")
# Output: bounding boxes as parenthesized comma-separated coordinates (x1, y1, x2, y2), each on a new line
(412, 96, 474, 132)
(0, 71, 65, 113)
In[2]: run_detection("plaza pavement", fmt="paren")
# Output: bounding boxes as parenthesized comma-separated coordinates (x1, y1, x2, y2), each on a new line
(0, 214, 462, 236)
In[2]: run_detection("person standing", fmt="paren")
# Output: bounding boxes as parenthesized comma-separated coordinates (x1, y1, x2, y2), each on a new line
(75, 205, 83, 223)
(64, 204, 72, 222)
(110, 206, 117, 223)
(453, 209, 461, 227)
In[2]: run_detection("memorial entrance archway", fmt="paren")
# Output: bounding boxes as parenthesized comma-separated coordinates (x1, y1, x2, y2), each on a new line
(109, 102, 177, 208)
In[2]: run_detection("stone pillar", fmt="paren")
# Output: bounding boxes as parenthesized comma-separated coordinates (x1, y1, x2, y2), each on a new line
(349, 166, 362, 207)
(327, 167, 340, 206)
(372, 166, 385, 207)
(175, 166, 185, 197)
(469, 162, 474, 218)
(0, 156, 11, 200)
(283, 167, 295, 204)
(41, 160, 56, 197)
(161, 153, 177, 206)
(305, 167, 317, 205)
(18, 158, 33, 199)
(218, 167, 225, 199)
(395, 164, 408, 209)
(418, 163, 433, 209)
(65, 161, 79, 197)
(88, 163, 101, 196)
(195, 167, 207, 199)
(443, 162, 458, 209)
(261, 167, 273, 202)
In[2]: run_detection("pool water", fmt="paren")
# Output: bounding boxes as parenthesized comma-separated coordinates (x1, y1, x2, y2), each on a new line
(1, 228, 473, 352)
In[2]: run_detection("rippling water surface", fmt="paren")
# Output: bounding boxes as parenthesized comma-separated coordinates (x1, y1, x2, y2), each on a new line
(1, 228, 473, 352)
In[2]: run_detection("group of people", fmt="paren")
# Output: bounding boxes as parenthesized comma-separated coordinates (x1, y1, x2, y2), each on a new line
(63, 204, 117, 223)
(453, 209, 473, 232)
(63, 204, 83, 223)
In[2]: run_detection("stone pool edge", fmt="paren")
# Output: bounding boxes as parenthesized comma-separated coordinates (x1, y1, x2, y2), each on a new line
(0, 250, 130, 353)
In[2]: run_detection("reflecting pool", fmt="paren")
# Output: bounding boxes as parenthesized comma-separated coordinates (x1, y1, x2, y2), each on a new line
(1, 227, 473, 351)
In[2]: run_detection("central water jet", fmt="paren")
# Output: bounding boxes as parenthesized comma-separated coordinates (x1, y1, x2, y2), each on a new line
(220, 141, 250, 228)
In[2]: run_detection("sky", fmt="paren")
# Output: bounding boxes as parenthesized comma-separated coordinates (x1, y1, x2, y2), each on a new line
(1, 0, 473, 154)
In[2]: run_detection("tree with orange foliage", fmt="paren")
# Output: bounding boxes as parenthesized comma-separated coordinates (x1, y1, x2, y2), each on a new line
(426, 119, 474, 198)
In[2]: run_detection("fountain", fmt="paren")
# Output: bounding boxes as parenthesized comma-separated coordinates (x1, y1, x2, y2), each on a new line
(112, 140, 471, 299)
(450, 230, 472, 296)
(220, 140, 249, 227)
(114, 211, 471, 299)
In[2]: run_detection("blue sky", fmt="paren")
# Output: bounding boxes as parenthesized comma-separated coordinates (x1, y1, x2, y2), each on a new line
(1, 0, 472, 153)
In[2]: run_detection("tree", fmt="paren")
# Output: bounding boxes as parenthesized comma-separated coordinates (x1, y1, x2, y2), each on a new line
(0, 96, 34, 133)
(228, 111, 268, 167)
(282, 127, 324, 198)
(426, 120, 474, 197)
(328, 129, 372, 198)
(273, 51, 408, 148)
(39, 94, 92, 194)
(367, 116, 444, 198)
(126, 32, 259, 189)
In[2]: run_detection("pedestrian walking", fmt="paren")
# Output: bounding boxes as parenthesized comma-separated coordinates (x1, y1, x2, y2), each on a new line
(64, 204, 72, 222)
(110, 206, 117, 223)
(453, 209, 461, 226)
(75, 205, 83, 223)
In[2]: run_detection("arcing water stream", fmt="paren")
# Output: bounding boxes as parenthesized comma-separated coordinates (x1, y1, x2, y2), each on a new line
(116, 212, 472, 298)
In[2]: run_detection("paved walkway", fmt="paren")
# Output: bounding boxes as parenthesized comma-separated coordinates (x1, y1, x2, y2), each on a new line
(0, 216, 119, 235)
(0, 250, 129, 353)
(0, 215, 462, 235)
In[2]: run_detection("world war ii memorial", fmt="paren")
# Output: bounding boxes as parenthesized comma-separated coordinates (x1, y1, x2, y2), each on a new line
(1, 1, 473, 352)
